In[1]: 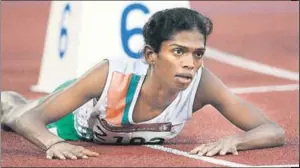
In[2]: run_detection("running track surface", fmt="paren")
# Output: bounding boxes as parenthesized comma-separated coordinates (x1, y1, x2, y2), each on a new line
(1, 1, 299, 167)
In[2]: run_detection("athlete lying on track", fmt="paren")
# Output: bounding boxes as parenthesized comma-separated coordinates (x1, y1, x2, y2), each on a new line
(1, 7, 285, 160)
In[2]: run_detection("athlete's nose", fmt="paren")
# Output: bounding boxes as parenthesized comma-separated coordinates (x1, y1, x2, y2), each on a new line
(181, 55, 194, 70)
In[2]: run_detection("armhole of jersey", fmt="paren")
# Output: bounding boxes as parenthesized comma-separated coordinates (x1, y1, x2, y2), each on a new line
(187, 65, 204, 119)
(93, 59, 113, 110)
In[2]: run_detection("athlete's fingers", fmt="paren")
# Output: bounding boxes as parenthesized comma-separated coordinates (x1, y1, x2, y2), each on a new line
(71, 145, 98, 158)
(219, 144, 231, 156)
(62, 151, 77, 160)
(229, 147, 239, 155)
(46, 150, 54, 160)
(71, 150, 88, 159)
(81, 155, 89, 159)
(53, 151, 66, 160)
(197, 144, 216, 156)
(81, 149, 99, 157)
(206, 143, 223, 157)
(189, 144, 205, 154)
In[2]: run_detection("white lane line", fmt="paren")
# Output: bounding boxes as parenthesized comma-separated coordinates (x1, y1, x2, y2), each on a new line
(252, 164, 299, 167)
(230, 84, 299, 94)
(144, 145, 252, 167)
(205, 47, 299, 81)
(144, 145, 299, 168)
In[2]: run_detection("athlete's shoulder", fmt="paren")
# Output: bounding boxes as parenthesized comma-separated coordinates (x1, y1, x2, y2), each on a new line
(106, 57, 149, 75)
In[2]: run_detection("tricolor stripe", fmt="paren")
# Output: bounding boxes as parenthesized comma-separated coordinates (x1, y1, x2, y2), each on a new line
(105, 72, 141, 126)
(106, 72, 131, 125)
(122, 74, 141, 125)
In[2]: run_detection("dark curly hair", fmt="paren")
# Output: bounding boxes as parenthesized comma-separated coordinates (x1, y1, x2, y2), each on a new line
(143, 7, 213, 53)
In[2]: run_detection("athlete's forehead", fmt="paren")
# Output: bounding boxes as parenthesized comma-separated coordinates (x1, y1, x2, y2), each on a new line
(162, 29, 205, 50)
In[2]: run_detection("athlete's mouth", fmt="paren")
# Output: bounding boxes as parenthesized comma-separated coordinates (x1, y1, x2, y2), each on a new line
(175, 73, 193, 80)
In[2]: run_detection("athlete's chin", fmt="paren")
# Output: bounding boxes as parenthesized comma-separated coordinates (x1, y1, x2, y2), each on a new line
(173, 82, 190, 91)
(173, 79, 192, 90)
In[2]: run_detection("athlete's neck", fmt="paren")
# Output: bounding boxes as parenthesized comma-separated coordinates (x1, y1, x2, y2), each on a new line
(141, 68, 179, 109)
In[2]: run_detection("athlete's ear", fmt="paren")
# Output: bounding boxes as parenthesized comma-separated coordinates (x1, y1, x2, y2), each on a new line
(143, 45, 157, 65)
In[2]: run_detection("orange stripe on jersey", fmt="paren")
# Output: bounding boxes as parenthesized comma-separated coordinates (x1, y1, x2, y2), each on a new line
(106, 72, 132, 126)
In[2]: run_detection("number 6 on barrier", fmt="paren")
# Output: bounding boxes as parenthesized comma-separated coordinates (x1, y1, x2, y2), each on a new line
(121, 3, 150, 59)
(58, 3, 71, 59)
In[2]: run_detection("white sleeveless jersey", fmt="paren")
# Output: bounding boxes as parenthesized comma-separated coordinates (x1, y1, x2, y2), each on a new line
(73, 58, 203, 145)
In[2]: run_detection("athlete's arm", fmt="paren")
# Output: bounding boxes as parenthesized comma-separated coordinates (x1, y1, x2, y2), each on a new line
(8, 59, 109, 159)
(191, 67, 285, 156)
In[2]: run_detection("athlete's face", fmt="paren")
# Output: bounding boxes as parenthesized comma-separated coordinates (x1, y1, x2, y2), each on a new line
(146, 28, 205, 90)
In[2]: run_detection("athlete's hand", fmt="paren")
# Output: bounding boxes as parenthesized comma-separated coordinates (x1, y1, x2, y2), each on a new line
(46, 142, 99, 160)
(189, 136, 239, 157)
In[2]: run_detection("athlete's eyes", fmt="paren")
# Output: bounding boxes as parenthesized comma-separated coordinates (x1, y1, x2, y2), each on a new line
(194, 52, 204, 58)
(173, 48, 184, 56)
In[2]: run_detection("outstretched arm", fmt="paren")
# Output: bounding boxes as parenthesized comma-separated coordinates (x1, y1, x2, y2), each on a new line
(191, 67, 285, 156)
(6, 59, 109, 159)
